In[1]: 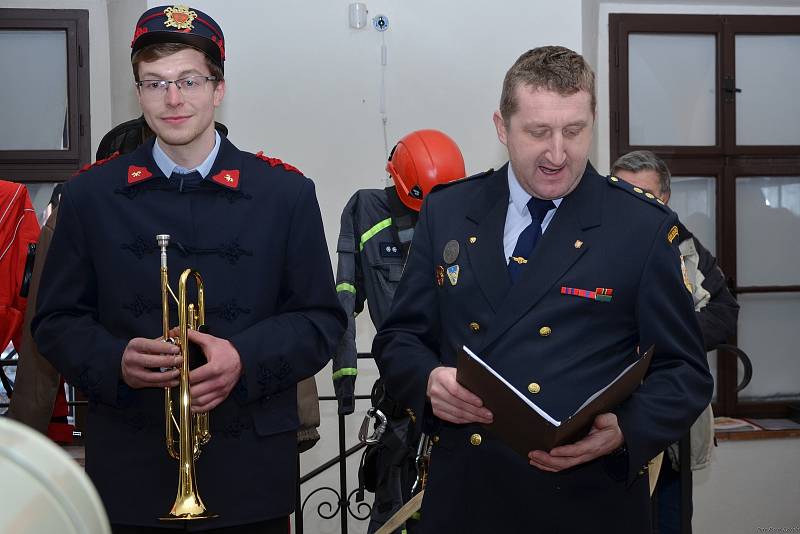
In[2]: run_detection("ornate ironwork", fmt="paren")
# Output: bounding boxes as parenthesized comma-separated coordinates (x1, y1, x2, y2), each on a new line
(346, 488, 372, 521)
(301, 487, 343, 520)
(294, 352, 375, 534)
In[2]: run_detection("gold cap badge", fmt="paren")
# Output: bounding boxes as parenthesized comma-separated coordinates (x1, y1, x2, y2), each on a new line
(164, 5, 198, 30)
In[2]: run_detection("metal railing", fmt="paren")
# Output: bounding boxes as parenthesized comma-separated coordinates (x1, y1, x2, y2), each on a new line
(294, 351, 375, 534)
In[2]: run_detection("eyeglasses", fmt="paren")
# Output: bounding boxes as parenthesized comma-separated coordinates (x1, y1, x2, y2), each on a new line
(135, 75, 217, 97)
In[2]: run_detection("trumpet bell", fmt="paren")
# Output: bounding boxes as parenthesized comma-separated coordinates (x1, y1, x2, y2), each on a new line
(160, 493, 218, 521)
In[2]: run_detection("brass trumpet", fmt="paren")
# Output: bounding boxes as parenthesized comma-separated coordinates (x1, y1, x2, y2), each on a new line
(156, 234, 216, 521)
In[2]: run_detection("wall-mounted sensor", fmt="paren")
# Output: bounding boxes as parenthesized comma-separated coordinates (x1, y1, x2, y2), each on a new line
(349, 3, 368, 29)
(373, 14, 389, 32)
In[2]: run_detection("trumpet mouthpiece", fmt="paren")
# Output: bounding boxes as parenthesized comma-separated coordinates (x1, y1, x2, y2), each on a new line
(156, 234, 171, 248)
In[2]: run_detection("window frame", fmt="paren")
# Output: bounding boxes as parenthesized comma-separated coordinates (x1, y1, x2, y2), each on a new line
(610, 15, 725, 159)
(0, 9, 90, 182)
(610, 13, 800, 418)
(722, 16, 800, 157)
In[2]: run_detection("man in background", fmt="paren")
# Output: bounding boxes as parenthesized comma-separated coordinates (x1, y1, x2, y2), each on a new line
(613, 150, 739, 534)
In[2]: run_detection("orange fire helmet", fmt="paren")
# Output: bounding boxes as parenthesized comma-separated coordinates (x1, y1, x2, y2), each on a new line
(386, 129, 466, 212)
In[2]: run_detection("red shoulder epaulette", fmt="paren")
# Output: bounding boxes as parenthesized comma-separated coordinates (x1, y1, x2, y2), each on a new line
(254, 151, 303, 175)
(71, 151, 121, 178)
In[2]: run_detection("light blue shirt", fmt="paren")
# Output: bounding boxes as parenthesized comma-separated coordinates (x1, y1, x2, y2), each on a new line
(503, 163, 563, 264)
(153, 131, 221, 178)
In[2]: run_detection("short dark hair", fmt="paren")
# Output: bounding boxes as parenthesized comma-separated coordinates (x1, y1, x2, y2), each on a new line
(131, 42, 224, 83)
(611, 150, 671, 197)
(499, 46, 596, 123)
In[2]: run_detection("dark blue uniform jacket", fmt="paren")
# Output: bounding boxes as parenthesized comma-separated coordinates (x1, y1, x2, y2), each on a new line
(373, 163, 713, 534)
(32, 136, 346, 530)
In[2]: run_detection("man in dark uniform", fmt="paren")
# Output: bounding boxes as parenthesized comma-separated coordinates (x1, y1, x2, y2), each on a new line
(612, 150, 739, 534)
(372, 46, 713, 533)
(32, 5, 345, 533)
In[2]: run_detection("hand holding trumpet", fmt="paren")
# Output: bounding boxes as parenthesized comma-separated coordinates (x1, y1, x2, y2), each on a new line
(120, 329, 243, 413)
(121, 337, 181, 389)
(184, 329, 242, 413)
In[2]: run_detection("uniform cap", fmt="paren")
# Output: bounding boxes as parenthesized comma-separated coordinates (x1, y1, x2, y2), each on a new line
(131, 5, 225, 71)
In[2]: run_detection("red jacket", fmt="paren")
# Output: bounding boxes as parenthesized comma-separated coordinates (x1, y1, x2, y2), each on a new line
(0, 180, 40, 350)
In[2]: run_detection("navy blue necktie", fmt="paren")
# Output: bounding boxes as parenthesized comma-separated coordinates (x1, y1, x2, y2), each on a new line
(171, 170, 203, 192)
(507, 197, 556, 283)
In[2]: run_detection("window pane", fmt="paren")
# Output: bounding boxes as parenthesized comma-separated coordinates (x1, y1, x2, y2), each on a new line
(670, 177, 716, 255)
(736, 293, 800, 402)
(736, 177, 800, 286)
(708, 350, 717, 403)
(736, 35, 800, 146)
(25, 182, 59, 225)
(628, 34, 716, 146)
(0, 30, 68, 150)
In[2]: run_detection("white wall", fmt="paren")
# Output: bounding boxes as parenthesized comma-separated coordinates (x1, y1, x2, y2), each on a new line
(2, 0, 111, 158)
(106, 0, 145, 126)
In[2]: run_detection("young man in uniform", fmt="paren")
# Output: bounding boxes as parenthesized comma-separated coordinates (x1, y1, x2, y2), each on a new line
(33, 5, 345, 532)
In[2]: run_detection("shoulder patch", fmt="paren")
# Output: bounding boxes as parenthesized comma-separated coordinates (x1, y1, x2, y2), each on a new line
(254, 151, 303, 175)
(607, 175, 670, 212)
(667, 225, 679, 244)
(72, 151, 121, 177)
(430, 168, 494, 194)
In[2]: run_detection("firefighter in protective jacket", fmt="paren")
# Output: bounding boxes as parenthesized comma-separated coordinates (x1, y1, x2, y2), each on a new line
(333, 130, 465, 533)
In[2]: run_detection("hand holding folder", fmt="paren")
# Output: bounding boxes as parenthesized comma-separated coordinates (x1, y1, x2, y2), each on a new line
(455, 345, 654, 459)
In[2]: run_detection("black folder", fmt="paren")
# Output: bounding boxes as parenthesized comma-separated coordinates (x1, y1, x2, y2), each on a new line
(455, 345, 654, 458)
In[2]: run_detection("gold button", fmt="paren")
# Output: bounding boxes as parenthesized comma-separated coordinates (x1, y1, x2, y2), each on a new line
(432, 435, 440, 444)
(610, 176, 619, 182)
(469, 236, 477, 244)
(633, 187, 644, 194)
(539, 326, 551, 337)
(656, 199, 665, 205)
(528, 382, 541, 394)
(645, 192, 655, 199)
(470, 433, 482, 446)
(469, 322, 481, 333)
